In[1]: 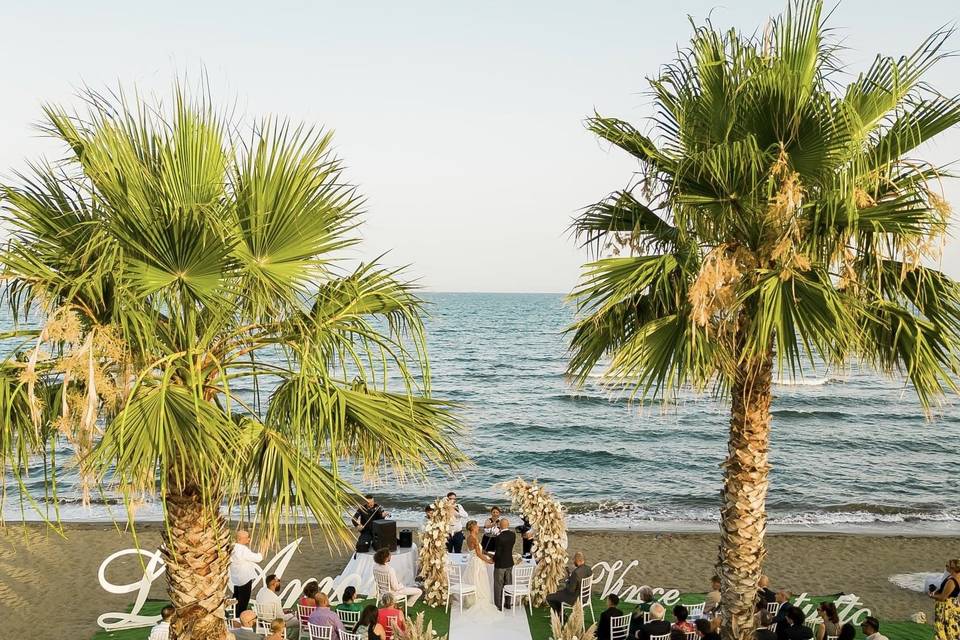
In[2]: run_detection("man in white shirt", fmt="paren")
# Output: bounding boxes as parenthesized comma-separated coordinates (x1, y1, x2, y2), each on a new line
(860, 616, 889, 640)
(255, 573, 297, 627)
(229, 530, 262, 614)
(373, 548, 423, 606)
(445, 491, 468, 553)
(148, 605, 173, 640)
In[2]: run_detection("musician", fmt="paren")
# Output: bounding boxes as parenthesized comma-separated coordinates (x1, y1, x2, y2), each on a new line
(352, 495, 388, 550)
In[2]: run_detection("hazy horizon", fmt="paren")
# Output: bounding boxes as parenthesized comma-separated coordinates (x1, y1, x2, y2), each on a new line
(1, 0, 958, 293)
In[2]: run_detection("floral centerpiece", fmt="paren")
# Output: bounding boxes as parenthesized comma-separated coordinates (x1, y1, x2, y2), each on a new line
(550, 602, 597, 639)
(501, 477, 568, 606)
(397, 611, 448, 640)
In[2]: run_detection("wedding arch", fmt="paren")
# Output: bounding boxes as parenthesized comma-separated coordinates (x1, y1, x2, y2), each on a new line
(421, 496, 454, 606)
(500, 477, 568, 605)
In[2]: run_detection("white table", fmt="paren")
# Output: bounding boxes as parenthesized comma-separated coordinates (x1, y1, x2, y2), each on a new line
(337, 545, 419, 596)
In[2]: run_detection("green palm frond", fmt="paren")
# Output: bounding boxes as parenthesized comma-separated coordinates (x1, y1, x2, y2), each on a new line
(231, 121, 361, 315)
(92, 384, 238, 497)
(569, 0, 960, 411)
(231, 417, 357, 547)
(0, 81, 466, 538)
(266, 377, 465, 482)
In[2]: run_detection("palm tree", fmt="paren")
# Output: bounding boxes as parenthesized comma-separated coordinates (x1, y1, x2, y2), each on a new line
(0, 86, 465, 639)
(566, 2, 960, 638)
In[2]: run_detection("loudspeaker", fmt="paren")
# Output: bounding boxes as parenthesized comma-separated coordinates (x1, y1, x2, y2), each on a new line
(372, 519, 397, 552)
(398, 529, 413, 548)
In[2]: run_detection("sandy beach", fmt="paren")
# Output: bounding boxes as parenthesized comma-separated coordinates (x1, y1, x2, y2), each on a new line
(1, 522, 955, 638)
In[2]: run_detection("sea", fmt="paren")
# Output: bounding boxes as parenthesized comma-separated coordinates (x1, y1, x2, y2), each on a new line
(3, 292, 959, 534)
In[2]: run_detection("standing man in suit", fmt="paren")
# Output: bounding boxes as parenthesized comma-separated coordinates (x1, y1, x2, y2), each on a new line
(493, 517, 516, 610)
(546, 551, 593, 613)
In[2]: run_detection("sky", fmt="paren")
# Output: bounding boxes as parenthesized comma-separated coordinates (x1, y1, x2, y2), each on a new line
(1, 1, 959, 293)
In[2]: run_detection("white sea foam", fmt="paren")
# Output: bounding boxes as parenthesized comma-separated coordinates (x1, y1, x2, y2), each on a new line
(773, 376, 843, 386)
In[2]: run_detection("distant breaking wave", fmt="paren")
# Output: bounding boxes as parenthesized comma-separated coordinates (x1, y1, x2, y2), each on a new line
(10, 496, 959, 534)
(773, 377, 844, 386)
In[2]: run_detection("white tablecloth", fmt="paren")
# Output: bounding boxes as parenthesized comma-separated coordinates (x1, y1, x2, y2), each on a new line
(337, 545, 419, 596)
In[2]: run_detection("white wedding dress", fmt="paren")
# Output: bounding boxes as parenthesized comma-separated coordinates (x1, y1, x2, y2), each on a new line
(459, 538, 501, 617)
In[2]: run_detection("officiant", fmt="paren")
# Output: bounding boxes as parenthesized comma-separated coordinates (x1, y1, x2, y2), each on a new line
(481, 506, 502, 553)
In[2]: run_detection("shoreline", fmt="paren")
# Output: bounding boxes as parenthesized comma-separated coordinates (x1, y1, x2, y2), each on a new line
(6, 512, 959, 538)
(3, 521, 957, 639)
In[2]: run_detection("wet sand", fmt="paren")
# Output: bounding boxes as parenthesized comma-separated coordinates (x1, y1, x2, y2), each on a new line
(0, 523, 955, 638)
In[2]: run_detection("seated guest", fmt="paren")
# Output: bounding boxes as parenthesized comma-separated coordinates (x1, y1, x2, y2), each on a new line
(597, 594, 625, 640)
(672, 604, 696, 635)
(377, 594, 405, 633)
(546, 551, 593, 613)
(814, 602, 843, 640)
(265, 618, 285, 640)
(338, 586, 362, 612)
(695, 618, 720, 640)
(231, 610, 260, 640)
(373, 548, 423, 607)
(355, 604, 386, 640)
(704, 576, 722, 615)
(772, 591, 793, 624)
(758, 575, 776, 606)
(639, 603, 672, 640)
(298, 582, 320, 629)
(755, 627, 777, 640)
(754, 604, 774, 630)
(753, 605, 775, 639)
(255, 574, 296, 626)
(780, 607, 813, 640)
(299, 582, 320, 608)
(307, 593, 346, 637)
(628, 587, 656, 638)
(859, 616, 888, 640)
(148, 605, 173, 640)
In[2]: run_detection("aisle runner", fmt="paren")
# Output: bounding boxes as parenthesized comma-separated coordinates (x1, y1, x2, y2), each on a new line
(448, 605, 533, 640)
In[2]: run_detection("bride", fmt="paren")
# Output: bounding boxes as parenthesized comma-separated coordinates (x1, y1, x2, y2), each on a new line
(460, 520, 500, 615)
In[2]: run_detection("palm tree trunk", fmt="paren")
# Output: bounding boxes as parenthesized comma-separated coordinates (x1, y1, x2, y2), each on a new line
(718, 335, 774, 640)
(163, 479, 232, 640)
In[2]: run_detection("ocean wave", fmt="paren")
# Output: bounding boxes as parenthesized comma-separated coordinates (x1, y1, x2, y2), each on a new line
(772, 409, 850, 420)
(7, 495, 960, 534)
(773, 377, 844, 386)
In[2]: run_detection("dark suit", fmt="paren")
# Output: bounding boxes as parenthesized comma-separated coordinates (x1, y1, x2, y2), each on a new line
(597, 606, 625, 640)
(755, 630, 777, 640)
(780, 625, 813, 640)
(773, 603, 794, 626)
(546, 563, 593, 613)
(493, 530, 516, 609)
(758, 588, 777, 605)
(638, 619, 671, 640)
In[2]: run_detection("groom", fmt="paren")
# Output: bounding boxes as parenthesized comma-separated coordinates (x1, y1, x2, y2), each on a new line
(492, 517, 516, 610)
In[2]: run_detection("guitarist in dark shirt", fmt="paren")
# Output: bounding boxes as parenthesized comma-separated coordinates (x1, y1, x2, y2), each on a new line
(352, 495, 387, 550)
